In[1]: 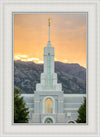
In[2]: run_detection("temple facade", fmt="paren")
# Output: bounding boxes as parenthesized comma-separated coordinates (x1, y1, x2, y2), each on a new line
(21, 19, 86, 124)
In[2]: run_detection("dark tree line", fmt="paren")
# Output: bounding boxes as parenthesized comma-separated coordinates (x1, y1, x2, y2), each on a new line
(14, 88, 29, 123)
(76, 97, 86, 123)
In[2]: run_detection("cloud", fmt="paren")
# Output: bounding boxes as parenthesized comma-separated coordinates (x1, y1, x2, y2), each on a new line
(14, 55, 43, 64)
(21, 59, 27, 61)
(15, 55, 28, 58)
(14, 55, 39, 61)
(14, 55, 20, 60)
(19, 55, 27, 58)
(63, 59, 68, 62)
(27, 58, 39, 61)
(38, 61, 44, 64)
(54, 58, 57, 61)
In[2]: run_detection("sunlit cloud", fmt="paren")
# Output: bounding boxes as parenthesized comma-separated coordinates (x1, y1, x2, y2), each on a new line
(27, 58, 39, 61)
(15, 55, 20, 60)
(21, 59, 27, 61)
(38, 61, 44, 64)
(27, 58, 33, 61)
(32, 58, 39, 60)
(18, 55, 28, 58)
(63, 59, 68, 63)
(14, 55, 28, 60)
(14, 55, 43, 64)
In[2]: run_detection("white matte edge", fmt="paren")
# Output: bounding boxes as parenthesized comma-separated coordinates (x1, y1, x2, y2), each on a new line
(0, 1, 99, 137)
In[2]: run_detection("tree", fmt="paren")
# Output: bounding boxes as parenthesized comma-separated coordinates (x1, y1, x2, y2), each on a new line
(14, 88, 29, 123)
(76, 97, 86, 123)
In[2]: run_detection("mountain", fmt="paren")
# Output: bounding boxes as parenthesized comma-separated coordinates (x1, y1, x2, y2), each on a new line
(14, 61, 86, 94)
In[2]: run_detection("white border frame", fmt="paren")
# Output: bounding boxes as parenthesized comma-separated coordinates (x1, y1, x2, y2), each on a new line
(0, 0, 100, 137)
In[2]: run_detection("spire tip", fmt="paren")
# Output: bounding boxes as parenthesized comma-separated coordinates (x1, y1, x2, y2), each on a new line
(48, 18, 50, 26)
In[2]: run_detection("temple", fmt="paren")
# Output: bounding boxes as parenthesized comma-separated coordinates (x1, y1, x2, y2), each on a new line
(21, 19, 86, 124)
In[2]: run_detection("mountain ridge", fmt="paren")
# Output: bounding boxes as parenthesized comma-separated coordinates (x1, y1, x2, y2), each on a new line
(14, 61, 86, 94)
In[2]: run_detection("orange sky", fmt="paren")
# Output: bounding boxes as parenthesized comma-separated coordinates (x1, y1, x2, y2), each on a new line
(14, 14, 87, 68)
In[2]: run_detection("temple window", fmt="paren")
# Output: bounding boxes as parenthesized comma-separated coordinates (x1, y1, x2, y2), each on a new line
(45, 98, 53, 114)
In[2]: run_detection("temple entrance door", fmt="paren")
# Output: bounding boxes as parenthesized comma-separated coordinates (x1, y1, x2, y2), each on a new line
(44, 118, 53, 123)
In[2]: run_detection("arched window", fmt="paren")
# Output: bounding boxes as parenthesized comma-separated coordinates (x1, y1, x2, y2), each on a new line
(45, 98, 53, 114)
(68, 121, 76, 124)
(45, 118, 53, 123)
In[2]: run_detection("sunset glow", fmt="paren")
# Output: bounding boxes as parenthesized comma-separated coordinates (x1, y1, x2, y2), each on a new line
(14, 14, 87, 67)
(14, 55, 42, 63)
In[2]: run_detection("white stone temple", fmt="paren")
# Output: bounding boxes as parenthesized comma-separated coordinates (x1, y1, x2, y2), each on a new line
(21, 19, 86, 124)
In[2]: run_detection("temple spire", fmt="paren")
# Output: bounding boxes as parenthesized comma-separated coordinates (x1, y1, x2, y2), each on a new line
(47, 18, 51, 47)
(48, 18, 50, 42)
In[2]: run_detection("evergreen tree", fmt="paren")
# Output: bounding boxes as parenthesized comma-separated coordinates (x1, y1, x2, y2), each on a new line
(14, 88, 29, 123)
(76, 97, 86, 123)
